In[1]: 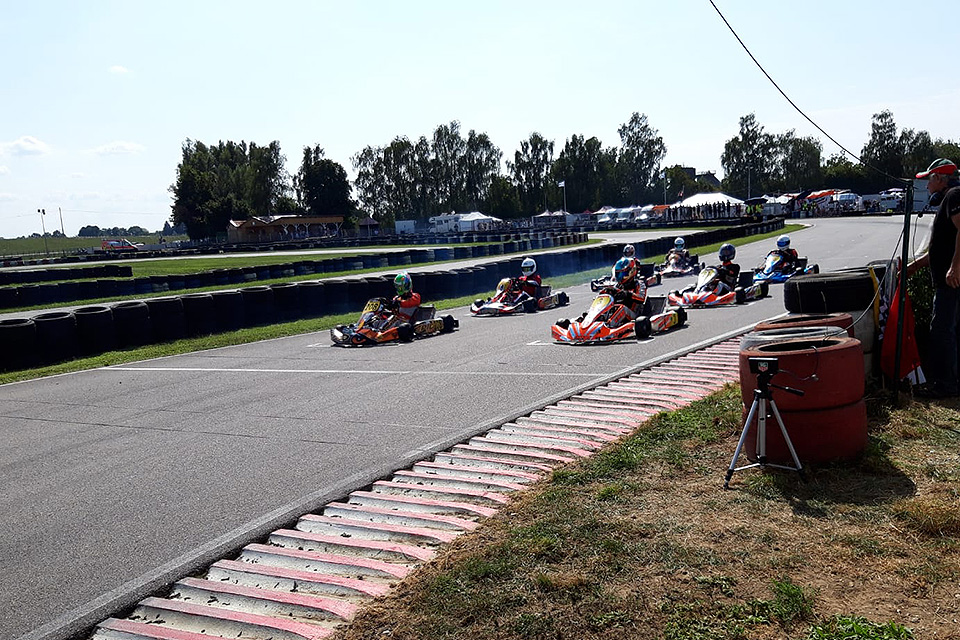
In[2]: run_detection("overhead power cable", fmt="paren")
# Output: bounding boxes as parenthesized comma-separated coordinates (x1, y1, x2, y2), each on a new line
(708, 0, 907, 186)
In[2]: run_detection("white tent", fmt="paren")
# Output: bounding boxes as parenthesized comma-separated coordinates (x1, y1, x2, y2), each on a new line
(676, 192, 744, 208)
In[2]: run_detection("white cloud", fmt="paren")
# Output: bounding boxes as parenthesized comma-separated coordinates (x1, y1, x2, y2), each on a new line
(0, 166, 9, 175)
(109, 65, 130, 74)
(1, 136, 50, 156)
(90, 141, 146, 155)
(0, 192, 15, 202)
(70, 172, 85, 178)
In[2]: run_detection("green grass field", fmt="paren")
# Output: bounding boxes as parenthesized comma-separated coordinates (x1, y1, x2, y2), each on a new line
(0, 235, 188, 257)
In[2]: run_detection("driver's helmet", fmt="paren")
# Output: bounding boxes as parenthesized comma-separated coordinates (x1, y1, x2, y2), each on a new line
(521, 257, 537, 276)
(394, 271, 412, 296)
(718, 243, 736, 262)
(622, 244, 636, 258)
(674, 237, 685, 250)
(614, 256, 637, 285)
(777, 235, 791, 249)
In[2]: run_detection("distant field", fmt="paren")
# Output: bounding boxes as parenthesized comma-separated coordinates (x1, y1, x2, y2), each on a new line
(0, 235, 188, 257)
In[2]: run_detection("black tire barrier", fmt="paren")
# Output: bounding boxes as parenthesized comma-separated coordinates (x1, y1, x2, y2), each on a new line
(474, 244, 489, 257)
(213, 268, 231, 286)
(454, 246, 473, 259)
(145, 296, 187, 342)
(32, 310, 78, 365)
(434, 248, 453, 261)
(345, 278, 372, 311)
(387, 253, 411, 266)
(298, 281, 325, 318)
(321, 258, 344, 273)
(783, 270, 876, 313)
(112, 301, 152, 348)
(18, 284, 41, 307)
(504, 241, 518, 254)
(342, 259, 364, 272)
(38, 283, 61, 305)
(212, 290, 245, 331)
(279, 264, 296, 278)
(739, 336, 864, 412)
(452, 268, 474, 297)
(98, 279, 119, 297)
(75, 305, 115, 356)
(168, 275, 186, 291)
(181, 293, 217, 336)
(184, 273, 205, 290)
(0, 287, 18, 309)
(364, 276, 394, 301)
(149, 275, 169, 293)
(487, 243, 503, 256)
(270, 282, 301, 321)
(0, 318, 37, 371)
(255, 266, 271, 281)
(294, 262, 314, 276)
(133, 277, 153, 295)
(240, 286, 276, 327)
(323, 279, 350, 315)
(78, 280, 101, 301)
(116, 279, 135, 296)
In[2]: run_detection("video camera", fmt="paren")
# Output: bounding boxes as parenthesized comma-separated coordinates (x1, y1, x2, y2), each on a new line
(747, 356, 779, 376)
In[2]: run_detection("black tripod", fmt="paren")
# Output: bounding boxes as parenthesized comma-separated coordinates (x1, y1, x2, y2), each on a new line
(724, 357, 807, 489)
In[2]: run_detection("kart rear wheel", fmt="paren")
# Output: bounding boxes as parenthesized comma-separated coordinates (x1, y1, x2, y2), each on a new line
(675, 306, 687, 326)
(523, 298, 538, 313)
(441, 314, 456, 333)
(758, 283, 769, 298)
(397, 322, 414, 342)
(558, 291, 569, 306)
(556, 318, 570, 329)
(634, 316, 652, 340)
(735, 287, 746, 304)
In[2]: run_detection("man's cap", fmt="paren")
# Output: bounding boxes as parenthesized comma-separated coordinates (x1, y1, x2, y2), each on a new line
(916, 158, 957, 179)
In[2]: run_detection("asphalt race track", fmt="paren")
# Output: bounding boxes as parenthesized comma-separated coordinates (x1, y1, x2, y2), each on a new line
(0, 215, 930, 640)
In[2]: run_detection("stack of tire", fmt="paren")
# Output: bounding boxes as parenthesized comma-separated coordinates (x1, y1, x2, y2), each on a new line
(782, 268, 879, 377)
(738, 312, 867, 465)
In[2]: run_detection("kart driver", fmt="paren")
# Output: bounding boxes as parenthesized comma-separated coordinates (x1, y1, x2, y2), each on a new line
(664, 237, 691, 268)
(713, 243, 741, 292)
(390, 271, 421, 322)
(514, 257, 542, 298)
(610, 256, 647, 316)
(771, 235, 799, 271)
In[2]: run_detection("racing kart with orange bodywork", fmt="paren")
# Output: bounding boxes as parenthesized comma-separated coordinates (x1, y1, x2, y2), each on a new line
(551, 289, 685, 344)
(331, 297, 458, 346)
(656, 253, 702, 277)
(590, 262, 661, 292)
(667, 267, 768, 308)
(470, 277, 569, 316)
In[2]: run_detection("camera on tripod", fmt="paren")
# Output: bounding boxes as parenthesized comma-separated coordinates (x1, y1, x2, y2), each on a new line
(748, 356, 778, 376)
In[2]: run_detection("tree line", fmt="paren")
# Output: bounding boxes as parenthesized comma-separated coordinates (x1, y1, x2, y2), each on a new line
(169, 110, 960, 240)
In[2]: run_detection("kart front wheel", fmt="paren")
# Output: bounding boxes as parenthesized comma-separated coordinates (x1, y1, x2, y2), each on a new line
(441, 314, 456, 333)
(634, 316, 652, 340)
(556, 318, 571, 330)
(558, 291, 569, 306)
(398, 323, 414, 342)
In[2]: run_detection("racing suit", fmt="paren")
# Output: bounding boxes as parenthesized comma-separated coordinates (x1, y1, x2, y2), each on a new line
(611, 278, 647, 318)
(714, 261, 740, 292)
(665, 248, 691, 268)
(391, 291, 422, 322)
(515, 273, 542, 299)
(773, 248, 799, 272)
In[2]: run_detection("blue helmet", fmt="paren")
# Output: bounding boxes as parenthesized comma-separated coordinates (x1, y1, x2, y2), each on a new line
(719, 243, 736, 262)
(614, 256, 637, 284)
(674, 237, 685, 250)
(777, 235, 790, 249)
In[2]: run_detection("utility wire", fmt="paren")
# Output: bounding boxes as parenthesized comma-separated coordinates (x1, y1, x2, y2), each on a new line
(708, 0, 908, 186)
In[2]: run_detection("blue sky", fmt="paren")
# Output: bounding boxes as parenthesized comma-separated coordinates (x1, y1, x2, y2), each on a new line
(2, 0, 957, 238)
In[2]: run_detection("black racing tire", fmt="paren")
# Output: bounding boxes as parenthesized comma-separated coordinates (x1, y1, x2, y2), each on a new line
(0, 317, 38, 371)
(75, 305, 116, 356)
(675, 306, 687, 326)
(783, 270, 876, 314)
(735, 287, 746, 304)
(32, 310, 78, 365)
(556, 318, 570, 329)
(558, 291, 569, 306)
(398, 322, 414, 342)
(441, 314, 456, 333)
(758, 282, 769, 298)
(145, 296, 187, 343)
(111, 300, 152, 347)
(634, 316, 652, 340)
(523, 298, 538, 313)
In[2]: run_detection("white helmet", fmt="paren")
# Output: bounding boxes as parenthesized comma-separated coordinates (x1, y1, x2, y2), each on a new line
(521, 257, 537, 276)
(623, 244, 636, 258)
(777, 235, 790, 249)
(675, 237, 685, 250)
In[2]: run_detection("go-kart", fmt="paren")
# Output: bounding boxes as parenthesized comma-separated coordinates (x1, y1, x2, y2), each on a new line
(590, 262, 661, 292)
(552, 289, 685, 344)
(656, 253, 702, 278)
(471, 277, 569, 316)
(752, 252, 819, 284)
(331, 297, 458, 346)
(667, 267, 768, 307)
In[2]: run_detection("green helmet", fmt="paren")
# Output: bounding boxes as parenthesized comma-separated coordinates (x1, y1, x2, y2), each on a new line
(394, 271, 412, 296)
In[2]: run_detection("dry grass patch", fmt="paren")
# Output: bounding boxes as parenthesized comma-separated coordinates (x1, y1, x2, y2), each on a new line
(333, 387, 960, 640)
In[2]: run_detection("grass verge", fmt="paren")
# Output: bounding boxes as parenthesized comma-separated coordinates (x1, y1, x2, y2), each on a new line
(331, 387, 960, 640)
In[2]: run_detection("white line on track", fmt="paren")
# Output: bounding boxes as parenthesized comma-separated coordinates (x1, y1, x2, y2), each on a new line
(104, 366, 605, 377)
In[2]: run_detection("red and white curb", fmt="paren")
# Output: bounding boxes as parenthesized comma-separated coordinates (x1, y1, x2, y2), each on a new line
(91, 338, 741, 640)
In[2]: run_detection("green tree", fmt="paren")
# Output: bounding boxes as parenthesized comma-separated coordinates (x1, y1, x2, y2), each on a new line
(721, 114, 776, 198)
(486, 175, 521, 219)
(772, 131, 821, 192)
(463, 129, 502, 212)
(822, 153, 869, 192)
(551, 135, 616, 213)
(860, 110, 903, 187)
(617, 112, 667, 204)
(508, 133, 554, 215)
(295, 145, 356, 225)
(246, 141, 289, 216)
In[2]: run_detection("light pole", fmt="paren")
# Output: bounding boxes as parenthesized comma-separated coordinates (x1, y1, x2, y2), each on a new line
(58, 207, 65, 236)
(37, 208, 49, 255)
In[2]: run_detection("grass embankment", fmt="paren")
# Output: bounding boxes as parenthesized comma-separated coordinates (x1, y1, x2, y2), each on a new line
(0, 235, 188, 256)
(332, 387, 960, 640)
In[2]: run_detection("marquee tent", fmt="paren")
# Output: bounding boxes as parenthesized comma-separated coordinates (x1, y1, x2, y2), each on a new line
(676, 192, 744, 207)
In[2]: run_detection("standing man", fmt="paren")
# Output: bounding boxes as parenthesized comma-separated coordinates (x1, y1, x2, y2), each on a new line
(909, 158, 960, 398)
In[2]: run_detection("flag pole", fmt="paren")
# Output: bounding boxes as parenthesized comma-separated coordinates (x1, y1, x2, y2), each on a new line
(563, 183, 567, 213)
